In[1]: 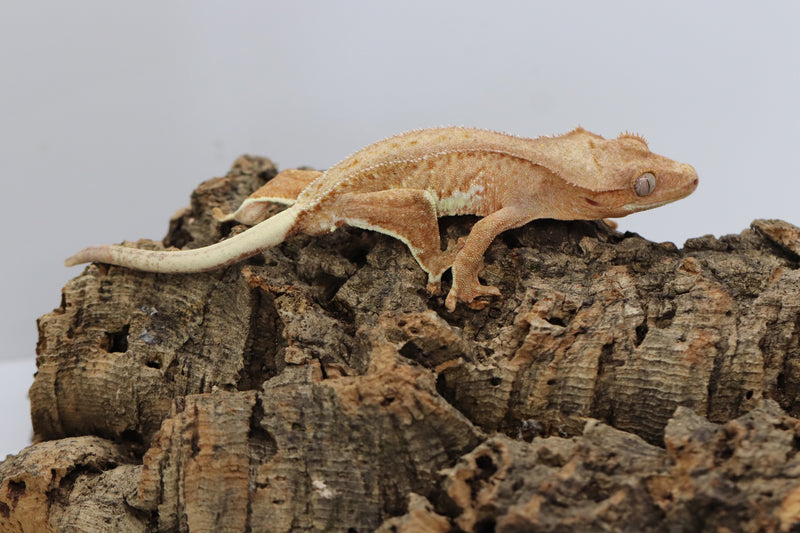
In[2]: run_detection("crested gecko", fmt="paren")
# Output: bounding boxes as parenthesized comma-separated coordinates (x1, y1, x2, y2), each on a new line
(65, 127, 698, 311)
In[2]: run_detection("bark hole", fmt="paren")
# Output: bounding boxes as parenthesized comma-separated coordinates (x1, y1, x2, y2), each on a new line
(106, 324, 130, 353)
(5, 480, 25, 506)
(635, 322, 648, 346)
(399, 341, 424, 362)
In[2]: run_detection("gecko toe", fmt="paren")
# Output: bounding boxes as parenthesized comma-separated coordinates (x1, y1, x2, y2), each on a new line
(481, 285, 501, 297)
(444, 283, 501, 311)
(426, 281, 443, 295)
(445, 291, 459, 312)
(212, 207, 231, 222)
(467, 299, 491, 310)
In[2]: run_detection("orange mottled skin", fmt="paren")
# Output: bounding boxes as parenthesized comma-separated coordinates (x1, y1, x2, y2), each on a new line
(66, 127, 698, 310)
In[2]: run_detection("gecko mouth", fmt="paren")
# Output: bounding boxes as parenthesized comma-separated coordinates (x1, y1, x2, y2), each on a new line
(622, 199, 673, 212)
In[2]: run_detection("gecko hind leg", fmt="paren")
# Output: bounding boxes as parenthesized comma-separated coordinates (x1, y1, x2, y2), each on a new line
(337, 189, 458, 294)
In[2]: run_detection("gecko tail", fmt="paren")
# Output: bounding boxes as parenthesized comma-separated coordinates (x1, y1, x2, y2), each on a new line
(65, 245, 115, 267)
(64, 205, 300, 273)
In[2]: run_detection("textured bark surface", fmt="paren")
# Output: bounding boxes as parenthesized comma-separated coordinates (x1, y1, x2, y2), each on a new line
(3, 155, 800, 531)
(378, 401, 800, 532)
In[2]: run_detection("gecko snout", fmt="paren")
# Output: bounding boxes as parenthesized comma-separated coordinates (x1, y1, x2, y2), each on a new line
(683, 163, 698, 181)
(675, 163, 699, 195)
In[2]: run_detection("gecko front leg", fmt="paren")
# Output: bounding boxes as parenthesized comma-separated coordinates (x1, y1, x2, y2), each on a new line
(445, 205, 534, 311)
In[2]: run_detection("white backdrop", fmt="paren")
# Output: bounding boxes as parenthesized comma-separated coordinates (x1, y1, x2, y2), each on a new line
(1, 1, 798, 457)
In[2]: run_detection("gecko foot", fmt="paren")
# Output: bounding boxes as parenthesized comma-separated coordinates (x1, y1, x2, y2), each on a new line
(211, 206, 230, 222)
(426, 281, 442, 295)
(444, 283, 501, 312)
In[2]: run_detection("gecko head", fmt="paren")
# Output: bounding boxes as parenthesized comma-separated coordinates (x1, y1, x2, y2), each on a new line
(573, 132, 699, 218)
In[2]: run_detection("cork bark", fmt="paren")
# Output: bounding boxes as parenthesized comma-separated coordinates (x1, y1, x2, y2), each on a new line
(3, 155, 800, 532)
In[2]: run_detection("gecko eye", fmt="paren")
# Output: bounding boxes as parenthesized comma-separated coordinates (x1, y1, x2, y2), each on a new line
(634, 172, 656, 197)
